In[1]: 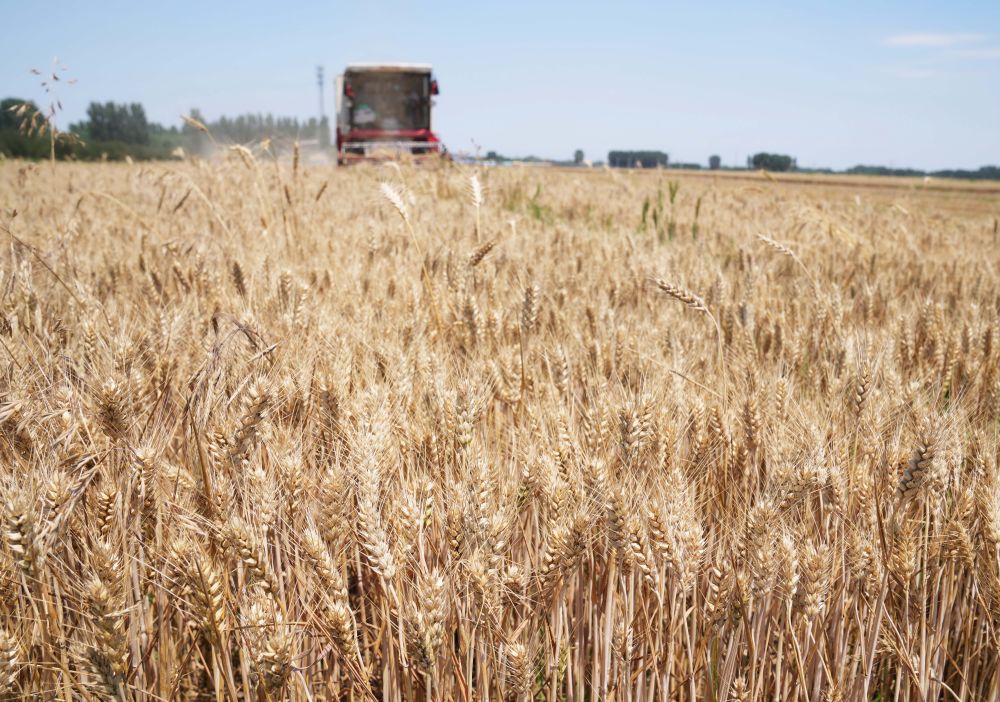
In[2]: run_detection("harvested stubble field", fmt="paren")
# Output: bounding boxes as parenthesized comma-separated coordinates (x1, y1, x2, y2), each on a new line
(0, 155, 999, 702)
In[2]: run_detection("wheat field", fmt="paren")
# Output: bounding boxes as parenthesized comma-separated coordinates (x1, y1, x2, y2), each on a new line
(1, 154, 999, 701)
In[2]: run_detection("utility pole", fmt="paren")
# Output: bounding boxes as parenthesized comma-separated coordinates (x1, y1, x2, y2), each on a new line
(317, 65, 329, 148)
(316, 65, 325, 122)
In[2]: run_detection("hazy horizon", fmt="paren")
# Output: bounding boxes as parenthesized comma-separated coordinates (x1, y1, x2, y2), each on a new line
(2, 0, 999, 170)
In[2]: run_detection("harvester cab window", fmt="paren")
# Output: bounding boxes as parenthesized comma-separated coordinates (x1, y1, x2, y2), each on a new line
(347, 72, 430, 132)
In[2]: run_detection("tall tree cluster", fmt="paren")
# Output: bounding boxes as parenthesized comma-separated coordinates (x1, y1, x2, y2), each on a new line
(76, 102, 151, 144)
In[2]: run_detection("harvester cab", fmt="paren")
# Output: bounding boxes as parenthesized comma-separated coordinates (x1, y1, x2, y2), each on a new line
(335, 63, 443, 164)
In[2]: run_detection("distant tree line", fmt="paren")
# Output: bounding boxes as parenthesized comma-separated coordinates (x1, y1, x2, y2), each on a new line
(191, 110, 329, 145)
(5, 98, 1000, 181)
(608, 151, 668, 168)
(1, 97, 331, 160)
(847, 164, 1000, 180)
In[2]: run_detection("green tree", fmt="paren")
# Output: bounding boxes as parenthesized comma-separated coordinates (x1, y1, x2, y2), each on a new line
(0, 97, 34, 130)
(750, 152, 796, 172)
(709, 154, 721, 170)
(574, 149, 584, 165)
(80, 101, 150, 144)
(0, 98, 49, 158)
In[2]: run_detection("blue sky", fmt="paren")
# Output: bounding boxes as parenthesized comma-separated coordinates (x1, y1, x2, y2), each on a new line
(2, 1, 998, 169)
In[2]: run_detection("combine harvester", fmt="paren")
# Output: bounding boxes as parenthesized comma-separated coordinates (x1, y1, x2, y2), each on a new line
(335, 63, 444, 164)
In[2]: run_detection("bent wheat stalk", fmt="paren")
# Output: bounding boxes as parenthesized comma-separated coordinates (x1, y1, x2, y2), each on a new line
(649, 277, 728, 408)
